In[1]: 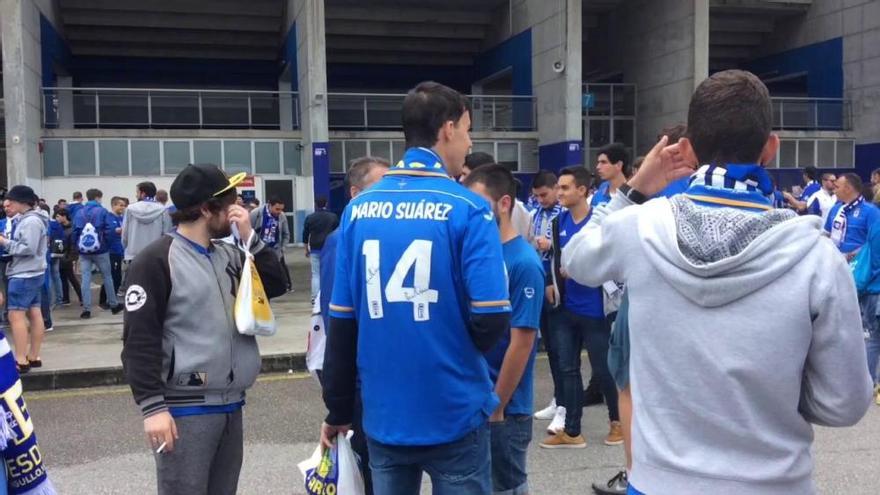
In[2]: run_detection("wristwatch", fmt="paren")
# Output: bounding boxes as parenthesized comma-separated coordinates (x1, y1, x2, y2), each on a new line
(618, 183, 648, 204)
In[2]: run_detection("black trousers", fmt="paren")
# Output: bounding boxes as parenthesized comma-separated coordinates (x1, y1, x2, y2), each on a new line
(100, 254, 123, 305)
(60, 259, 82, 303)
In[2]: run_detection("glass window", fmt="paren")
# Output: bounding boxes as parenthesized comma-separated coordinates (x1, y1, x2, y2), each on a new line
(330, 141, 344, 173)
(588, 120, 611, 149)
(99, 140, 129, 176)
(283, 141, 302, 175)
(519, 140, 539, 173)
(223, 140, 252, 174)
(817, 140, 835, 168)
(68, 141, 96, 175)
(837, 140, 854, 168)
(471, 142, 494, 156)
(369, 141, 391, 162)
(612, 85, 636, 116)
(797, 140, 815, 168)
(131, 140, 161, 175)
(585, 85, 611, 116)
(164, 141, 191, 175)
(193, 140, 222, 166)
(255, 141, 281, 174)
(613, 120, 635, 150)
(778, 140, 797, 168)
(43, 140, 64, 177)
(345, 141, 368, 169)
(497, 142, 519, 172)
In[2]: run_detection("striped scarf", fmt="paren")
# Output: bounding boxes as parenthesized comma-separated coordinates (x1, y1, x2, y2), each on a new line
(686, 164, 774, 212)
(1, 334, 56, 495)
(830, 196, 865, 248)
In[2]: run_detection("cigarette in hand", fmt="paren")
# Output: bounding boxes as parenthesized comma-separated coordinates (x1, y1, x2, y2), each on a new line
(156, 441, 167, 454)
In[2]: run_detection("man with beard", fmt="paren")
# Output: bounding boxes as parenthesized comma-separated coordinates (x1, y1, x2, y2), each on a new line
(121, 164, 286, 495)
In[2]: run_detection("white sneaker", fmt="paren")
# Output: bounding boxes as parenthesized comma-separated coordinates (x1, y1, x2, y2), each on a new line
(534, 398, 557, 420)
(547, 406, 566, 435)
(45, 326, 54, 333)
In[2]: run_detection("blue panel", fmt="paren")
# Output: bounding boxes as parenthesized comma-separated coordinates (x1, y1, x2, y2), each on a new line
(745, 38, 843, 98)
(327, 64, 474, 93)
(280, 23, 298, 91)
(538, 141, 584, 173)
(69, 57, 279, 89)
(474, 29, 532, 96)
(40, 15, 72, 88)
(328, 174, 348, 216)
(313, 142, 331, 205)
(856, 143, 880, 181)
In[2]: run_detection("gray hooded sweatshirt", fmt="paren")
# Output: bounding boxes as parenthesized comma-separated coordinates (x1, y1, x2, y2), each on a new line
(5, 209, 48, 279)
(122, 200, 172, 261)
(562, 192, 873, 495)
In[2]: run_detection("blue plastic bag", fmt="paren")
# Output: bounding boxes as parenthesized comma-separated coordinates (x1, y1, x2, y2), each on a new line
(851, 243, 873, 294)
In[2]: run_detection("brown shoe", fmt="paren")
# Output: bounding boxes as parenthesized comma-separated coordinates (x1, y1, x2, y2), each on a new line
(605, 421, 624, 446)
(539, 431, 586, 449)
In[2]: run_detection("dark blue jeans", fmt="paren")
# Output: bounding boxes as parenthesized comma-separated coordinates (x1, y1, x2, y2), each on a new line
(367, 424, 492, 495)
(549, 308, 619, 436)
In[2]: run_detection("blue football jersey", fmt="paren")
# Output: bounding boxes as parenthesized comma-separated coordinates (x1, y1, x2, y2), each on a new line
(329, 147, 511, 446)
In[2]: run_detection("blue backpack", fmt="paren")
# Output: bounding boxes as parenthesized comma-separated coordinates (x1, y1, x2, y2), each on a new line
(851, 243, 873, 295)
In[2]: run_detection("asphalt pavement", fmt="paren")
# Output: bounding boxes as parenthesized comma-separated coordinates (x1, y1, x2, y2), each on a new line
(25, 358, 880, 494)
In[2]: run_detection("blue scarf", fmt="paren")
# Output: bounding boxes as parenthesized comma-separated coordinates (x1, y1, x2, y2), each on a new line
(390, 147, 449, 175)
(830, 196, 865, 248)
(260, 206, 280, 247)
(1, 334, 56, 495)
(686, 164, 774, 212)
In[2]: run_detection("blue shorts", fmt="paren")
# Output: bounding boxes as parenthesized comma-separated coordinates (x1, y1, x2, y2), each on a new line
(489, 415, 532, 495)
(7, 275, 44, 311)
(608, 292, 631, 390)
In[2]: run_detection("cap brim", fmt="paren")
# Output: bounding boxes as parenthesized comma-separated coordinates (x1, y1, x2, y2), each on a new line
(213, 172, 247, 197)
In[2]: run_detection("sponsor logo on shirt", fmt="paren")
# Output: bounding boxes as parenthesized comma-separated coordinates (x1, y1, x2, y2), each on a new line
(524, 287, 535, 299)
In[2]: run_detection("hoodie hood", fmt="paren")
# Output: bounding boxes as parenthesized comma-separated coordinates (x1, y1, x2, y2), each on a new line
(637, 196, 824, 308)
(129, 200, 167, 224)
(22, 208, 49, 228)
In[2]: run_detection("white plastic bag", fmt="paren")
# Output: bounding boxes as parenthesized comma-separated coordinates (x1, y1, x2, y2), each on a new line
(298, 432, 365, 495)
(306, 293, 326, 380)
(233, 229, 277, 336)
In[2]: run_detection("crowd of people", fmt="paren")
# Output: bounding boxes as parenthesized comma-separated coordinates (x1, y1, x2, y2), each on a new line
(4, 70, 876, 495)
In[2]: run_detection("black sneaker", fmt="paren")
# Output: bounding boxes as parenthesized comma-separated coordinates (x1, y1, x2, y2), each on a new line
(111, 304, 124, 315)
(80, 311, 91, 319)
(592, 471, 627, 495)
(583, 388, 604, 407)
(99, 303, 111, 310)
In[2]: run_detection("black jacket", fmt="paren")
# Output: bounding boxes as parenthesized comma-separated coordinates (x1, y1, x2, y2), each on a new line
(302, 210, 339, 251)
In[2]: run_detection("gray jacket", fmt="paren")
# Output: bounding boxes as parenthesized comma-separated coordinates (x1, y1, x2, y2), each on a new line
(121, 232, 287, 417)
(249, 206, 290, 252)
(122, 200, 172, 261)
(5, 210, 48, 279)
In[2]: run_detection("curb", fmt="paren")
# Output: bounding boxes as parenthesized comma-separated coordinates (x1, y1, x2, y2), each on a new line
(21, 352, 309, 391)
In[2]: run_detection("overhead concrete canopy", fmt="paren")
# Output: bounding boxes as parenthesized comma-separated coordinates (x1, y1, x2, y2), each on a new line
(324, 0, 509, 67)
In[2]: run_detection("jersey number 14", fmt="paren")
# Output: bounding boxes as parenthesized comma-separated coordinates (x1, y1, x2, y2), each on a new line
(362, 239, 439, 322)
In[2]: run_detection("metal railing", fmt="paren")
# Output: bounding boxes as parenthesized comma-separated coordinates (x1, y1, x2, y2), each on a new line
(327, 92, 536, 131)
(42, 87, 300, 130)
(772, 97, 851, 131)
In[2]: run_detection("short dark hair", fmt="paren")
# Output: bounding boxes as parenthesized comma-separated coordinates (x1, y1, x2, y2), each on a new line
(687, 70, 772, 165)
(86, 188, 102, 201)
(597, 143, 630, 176)
(268, 197, 284, 206)
(804, 166, 818, 181)
(58, 199, 67, 204)
(402, 81, 471, 149)
(464, 152, 495, 171)
(170, 189, 236, 225)
(462, 164, 517, 217)
(531, 170, 557, 190)
(821, 172, 836, 181)
(39, 204, 50, 214)
(247, 198, 260, 207)
(72, 191, 82, 200)
(346, 156, 391, 191)
(560, 166, 592, 190)
(156, 190, 169, 203)
(111, 196, 126, 206)
(137, 181, 157, 198)
(315, 196, 328, 209)
(54, 209, 69, 220)
(658, 123, 688, 144)
(842, 173, 863, 193)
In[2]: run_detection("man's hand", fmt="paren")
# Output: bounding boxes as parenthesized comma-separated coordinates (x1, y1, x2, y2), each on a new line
(115, 227, 122, 234)
(536, 237, 551, 252)
(227, 205, 253, 242)
(320, 422, 351, 451)
(627, 136, 694, 198)
(545, 286, 556, 306)
(144, 411, 178, 453)
(0, 234, 8, 246)
(783, 191, 795, 202)
(489, 408, 504, 424)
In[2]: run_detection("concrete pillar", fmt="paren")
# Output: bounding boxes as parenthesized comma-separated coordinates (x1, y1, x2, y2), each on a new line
(279, 76, 294, 132)
(1, 0, 44, 189)
(289, 0, 329, 209)
(694, 0, 710, 89)
(57, 75, 74, 129)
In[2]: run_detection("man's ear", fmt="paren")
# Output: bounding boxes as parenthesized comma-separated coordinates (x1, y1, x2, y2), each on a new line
(677, 137, 700, 169)
(759, 134, 780, 167)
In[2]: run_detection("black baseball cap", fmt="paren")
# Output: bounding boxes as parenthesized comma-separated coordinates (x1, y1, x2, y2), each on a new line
(6, 185, 38, 204)
(170, 164, 246, 209)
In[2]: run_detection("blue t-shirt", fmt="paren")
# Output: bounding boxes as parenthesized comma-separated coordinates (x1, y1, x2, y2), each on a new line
(591, 181, 612, 207)
(329, 148, 511, 446)
(319, 228, 338, 331)
(108, 213, 124, 256)
(67, 203, 83, 224)
(824, 200, 880, 253)
(484, 236, 544, 416)
(558, 210, 604, 317)
(800, 181, 821, 203)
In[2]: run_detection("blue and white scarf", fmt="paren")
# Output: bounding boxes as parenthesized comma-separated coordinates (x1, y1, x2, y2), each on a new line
(686, 164, 774, 212)
(531, 204, 564, 262)
(393, 147, 447, 173)
(260, 206, 280, 248)
(830, 196, 865, 248)
(1, 334, 56, 495)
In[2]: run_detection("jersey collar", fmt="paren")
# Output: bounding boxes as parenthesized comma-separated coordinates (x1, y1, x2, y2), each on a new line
(385, 147, 452, 179)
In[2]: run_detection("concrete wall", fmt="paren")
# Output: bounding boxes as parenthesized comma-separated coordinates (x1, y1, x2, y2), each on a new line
(609, 0, 708, 155)
(759, 0, 880, 173)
